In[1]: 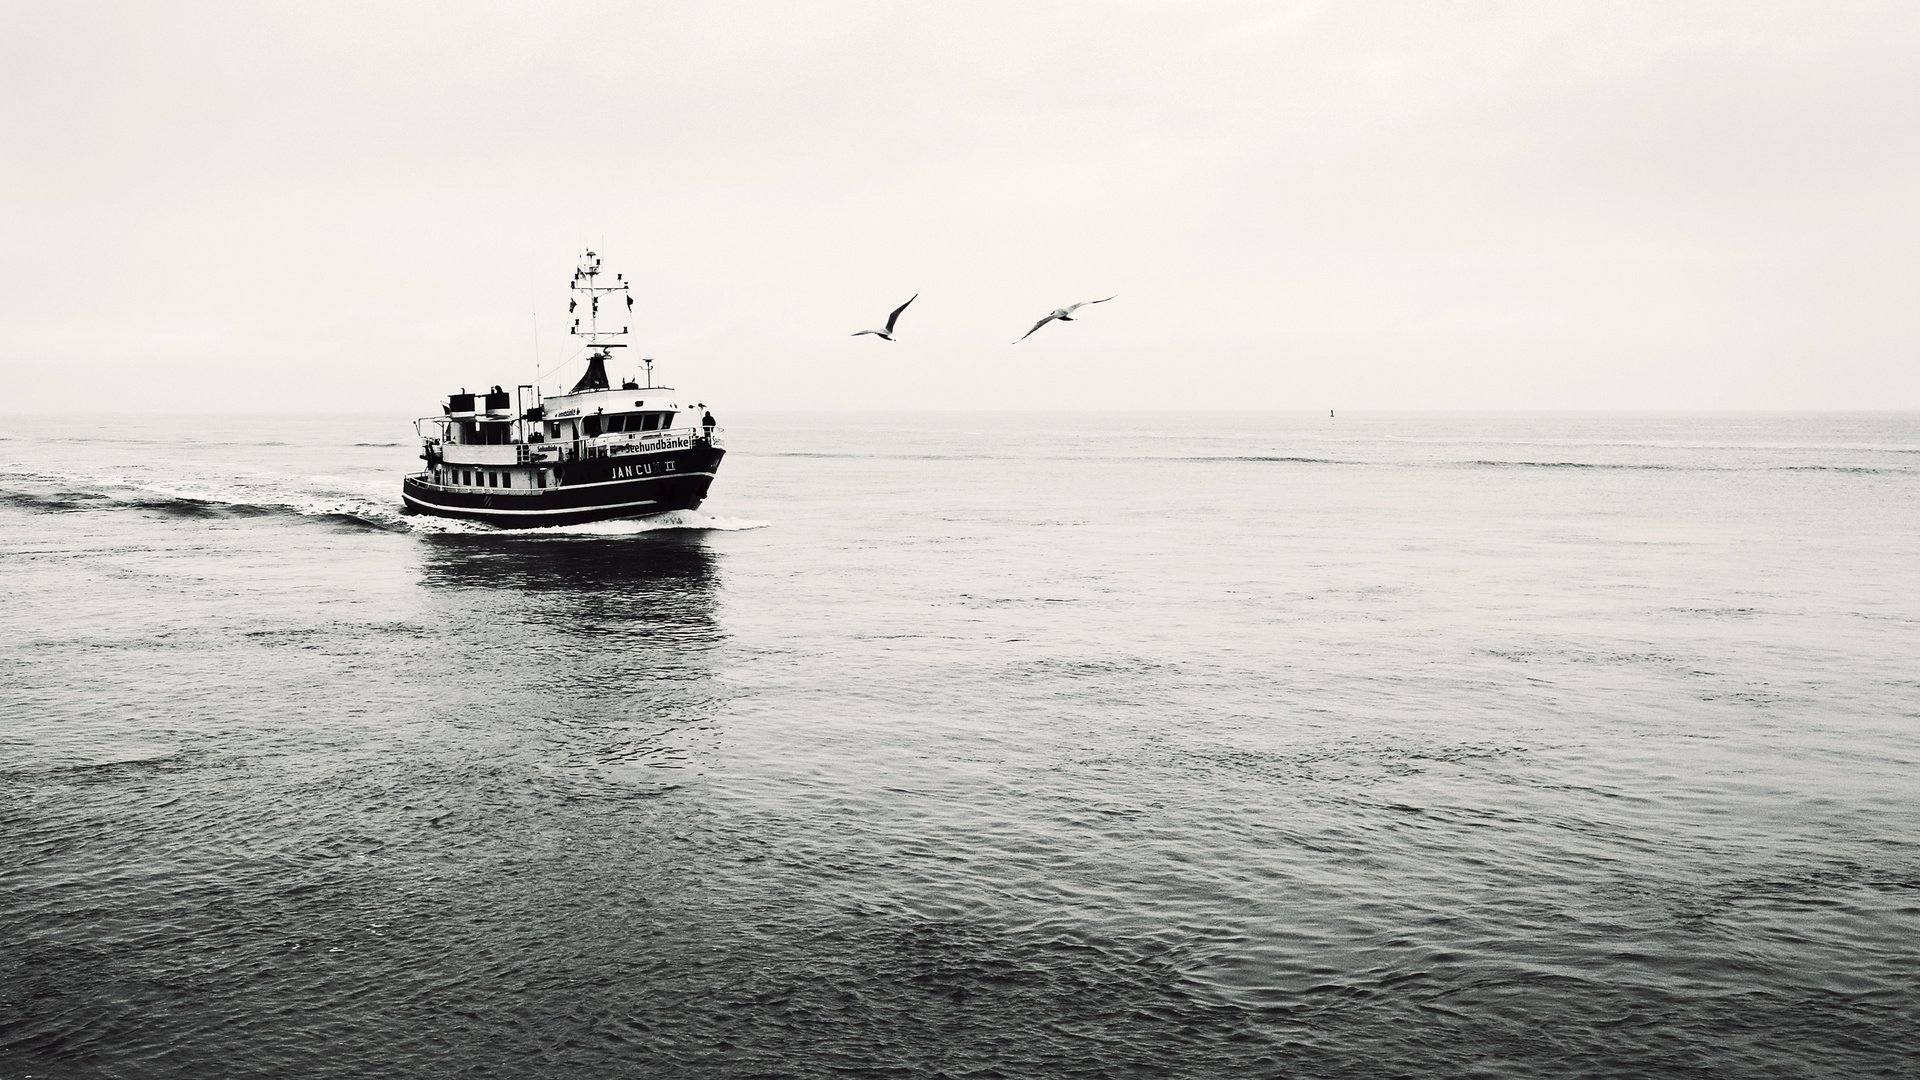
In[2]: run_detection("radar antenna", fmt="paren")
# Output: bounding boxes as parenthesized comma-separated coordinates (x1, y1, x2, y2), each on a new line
(567, 249, 631, 350)
(566, 249, 633, 393)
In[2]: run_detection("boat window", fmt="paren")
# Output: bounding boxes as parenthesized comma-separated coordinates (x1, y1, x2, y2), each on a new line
(641, 413, 661, 431)
(536, 470, 547, 489)
(583, 415, 602, 437)
(502, 472, 511, 489)
(659, 412, 674, 429)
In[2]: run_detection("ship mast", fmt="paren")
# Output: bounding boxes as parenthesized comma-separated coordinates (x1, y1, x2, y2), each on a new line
(566, 249, 632, 392)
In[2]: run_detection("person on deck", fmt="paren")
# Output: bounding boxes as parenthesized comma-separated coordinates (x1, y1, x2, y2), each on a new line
(702, 410, 716, 439)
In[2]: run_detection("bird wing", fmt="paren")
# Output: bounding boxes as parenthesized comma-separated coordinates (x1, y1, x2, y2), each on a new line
(884, 294, 917, 334)
(851, 329, 886, 338)
(1014, 313, 1058, 343)
(1064, 296, 1116, 314)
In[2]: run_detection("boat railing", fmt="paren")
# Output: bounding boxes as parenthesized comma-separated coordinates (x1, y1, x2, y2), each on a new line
(525, 427, 723, 462)
(433, 426, 724, 464)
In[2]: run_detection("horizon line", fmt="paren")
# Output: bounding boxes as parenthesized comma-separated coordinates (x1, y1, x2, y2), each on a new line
(6, 407, 1920, 419)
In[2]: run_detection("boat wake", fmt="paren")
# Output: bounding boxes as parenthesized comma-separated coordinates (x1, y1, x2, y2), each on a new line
(520, 510, 771, 536)
(0, 469, 408, 532)
(0, 468, 765, 537)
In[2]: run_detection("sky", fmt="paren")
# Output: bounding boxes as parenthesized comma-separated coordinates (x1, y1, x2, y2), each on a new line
(3, 1, 1917, 413)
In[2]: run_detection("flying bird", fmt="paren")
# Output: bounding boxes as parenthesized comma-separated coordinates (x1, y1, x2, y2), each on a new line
(851, 294, 918, 341)
(1014, 296, 1115, 343)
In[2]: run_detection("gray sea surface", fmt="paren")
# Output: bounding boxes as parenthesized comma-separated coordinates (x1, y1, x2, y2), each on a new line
(3, 411, 1917, 1078)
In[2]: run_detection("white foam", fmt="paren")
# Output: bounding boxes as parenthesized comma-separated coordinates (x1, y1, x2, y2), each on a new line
(398, 513, 494, 534)
(142, 477, 410, 528)
(514, 509, 771, 537)
(6, 466, 414, 530)
(5, 465, 766, 536)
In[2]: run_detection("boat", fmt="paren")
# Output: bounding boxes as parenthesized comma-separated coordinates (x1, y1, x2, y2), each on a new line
(401, 250, 726, 528)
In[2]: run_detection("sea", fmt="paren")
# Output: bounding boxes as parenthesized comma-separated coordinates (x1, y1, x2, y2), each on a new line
(2, 411, 1916, 1079)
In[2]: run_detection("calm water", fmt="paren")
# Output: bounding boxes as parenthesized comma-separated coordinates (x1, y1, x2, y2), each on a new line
(3, 412, 1917, 1078)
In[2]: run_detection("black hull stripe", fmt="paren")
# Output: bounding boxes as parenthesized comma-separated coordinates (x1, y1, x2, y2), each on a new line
(402, 492, 660, 517)
(420, 470, 717, 493)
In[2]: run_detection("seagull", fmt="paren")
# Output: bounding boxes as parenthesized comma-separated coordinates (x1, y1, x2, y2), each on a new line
(851, 294, 917, 341)
(1014, 296, 1115, 343)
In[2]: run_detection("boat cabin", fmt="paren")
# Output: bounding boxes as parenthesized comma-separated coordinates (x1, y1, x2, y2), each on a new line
(415, 379, 712, 496)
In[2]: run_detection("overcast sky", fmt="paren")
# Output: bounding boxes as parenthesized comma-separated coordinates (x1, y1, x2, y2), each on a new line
(3, 1, 1916, 412)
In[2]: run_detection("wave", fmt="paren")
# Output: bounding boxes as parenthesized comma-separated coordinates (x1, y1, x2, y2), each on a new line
(1, 469, 413, 533)
(752, 452, 1909, 474)
(1776, 464, 1905, 474)
(1381, 434, 1920, 454)
(1186, 455, 1355, 465)
(1457, 459, 1676, 471)
(771, 451, 1360, 465)
(1, 486, 405, 532)
(737, 448, 1918, 474)
(0, 490, 110, 513)
(511, 509, 771, 537)
(2, 466, 775, 538)
(1453, 459, 1910, 474)
(768, 451, 1016, 461)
